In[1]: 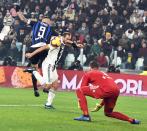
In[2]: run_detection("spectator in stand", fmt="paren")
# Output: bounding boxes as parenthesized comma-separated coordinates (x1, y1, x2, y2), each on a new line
(77, 22, 89, 38)
(38, 0, 46, 14)
(38, 14, 44, 21)
(90, 38, 101, 57)
(68, 60, 83, 71)
(23, 33, 32, 50)
(129, 42, 138, 57)
(3, 56, 17, 66)
(89, 23, 99, 39)
(28, 0, 36, 13)
(138, 40, 147, 58)
(7, 26, 17, 40)
(3, 11, 13, 26)
(85, 38, 101, 65)
(0, 6, 6, 16)
(126, 52, 133, 69)
(97, 52, 108, 67)
(64, 4, 76, 21)
(101, 32, 113, 57)
(118, 33, 129, 50)
(138, 0, 147, 11)
(9, 38, 19, 61)
(116, 45, 126, 66)
(68, 22, 75, 36)
(0, 12, 3, 31)
(44, 6, 52, 17)
(0, 40, 5, 58)
(126, 43, 138, 69)
(87, 9, 97, 26)
(3, 36, 11, 52)
(30, 12, 37, 21)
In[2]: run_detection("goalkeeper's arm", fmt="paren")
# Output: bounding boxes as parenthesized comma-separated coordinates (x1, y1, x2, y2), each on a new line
(91, 100, 104, 112)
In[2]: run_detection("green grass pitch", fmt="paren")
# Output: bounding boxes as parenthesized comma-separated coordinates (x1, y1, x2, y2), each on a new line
(0, 87, 146, 131)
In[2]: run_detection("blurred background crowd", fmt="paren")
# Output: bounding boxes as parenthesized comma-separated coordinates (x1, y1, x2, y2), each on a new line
(0, 0, 147, 71)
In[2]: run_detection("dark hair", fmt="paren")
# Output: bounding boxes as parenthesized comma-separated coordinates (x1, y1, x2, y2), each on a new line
(107, 65, 120, 73)
(63, 32, 71, 37)
(89, 61, 99, 68)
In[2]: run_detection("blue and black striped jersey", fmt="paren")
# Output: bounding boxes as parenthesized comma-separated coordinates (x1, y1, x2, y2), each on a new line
(30, 21, 57, 46)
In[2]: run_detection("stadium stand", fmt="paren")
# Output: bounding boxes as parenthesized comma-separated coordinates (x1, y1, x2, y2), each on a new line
(0, 0, 146, 71)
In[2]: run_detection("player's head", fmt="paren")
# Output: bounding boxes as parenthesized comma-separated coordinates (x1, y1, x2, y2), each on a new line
(89, 61, 99, 70)
(62, 32, 72, 44)
(42, 18, 52, 25)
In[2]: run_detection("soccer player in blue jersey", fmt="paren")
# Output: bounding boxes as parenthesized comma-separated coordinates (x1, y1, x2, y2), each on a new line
(16, 7, 58, 97)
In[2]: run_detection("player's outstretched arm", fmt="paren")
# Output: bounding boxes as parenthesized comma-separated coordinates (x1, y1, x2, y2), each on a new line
(16, 5, 36, 24)
(17, 11, 28, 24)
(26, 45, 49, 58)
(66, 40, 84, 48)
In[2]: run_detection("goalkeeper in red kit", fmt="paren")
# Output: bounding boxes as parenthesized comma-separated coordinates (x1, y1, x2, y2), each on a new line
(74, 61, 140, 124)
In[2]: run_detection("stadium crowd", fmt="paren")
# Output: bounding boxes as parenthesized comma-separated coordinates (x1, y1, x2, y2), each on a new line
(0, 0, 147, 70)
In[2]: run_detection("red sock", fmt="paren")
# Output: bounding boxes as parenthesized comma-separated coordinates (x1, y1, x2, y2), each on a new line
(105, 111, 133, 123)
(76, 89, 89, 115)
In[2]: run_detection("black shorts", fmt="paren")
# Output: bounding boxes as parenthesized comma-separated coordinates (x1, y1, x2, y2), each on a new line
(27, 47, 48, 66)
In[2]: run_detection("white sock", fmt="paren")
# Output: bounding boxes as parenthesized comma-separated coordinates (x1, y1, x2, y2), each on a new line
(46, 89, 55, 106)
(33, 71, 46, 85)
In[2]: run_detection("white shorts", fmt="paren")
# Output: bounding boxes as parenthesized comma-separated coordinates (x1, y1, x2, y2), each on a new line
(42, 61, 58, 84)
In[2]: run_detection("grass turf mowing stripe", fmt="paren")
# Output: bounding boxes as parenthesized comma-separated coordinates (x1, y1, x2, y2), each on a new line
(0, 104, 43, 107)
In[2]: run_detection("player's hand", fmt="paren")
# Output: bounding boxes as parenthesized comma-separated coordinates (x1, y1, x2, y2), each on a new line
(25, 53, 33, 58)
(14, 5, 21, 12)
(91, 103, 102, 112)
(76, 44, 84, 48)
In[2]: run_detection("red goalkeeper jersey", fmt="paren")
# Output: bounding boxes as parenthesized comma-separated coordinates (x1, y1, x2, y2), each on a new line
(81, 70, 118, 93)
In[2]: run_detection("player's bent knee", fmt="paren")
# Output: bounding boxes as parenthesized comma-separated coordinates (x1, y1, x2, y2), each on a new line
(104, 112, 112, 117)
(104, 108, 113, 117)
(52, 80, 60, 90)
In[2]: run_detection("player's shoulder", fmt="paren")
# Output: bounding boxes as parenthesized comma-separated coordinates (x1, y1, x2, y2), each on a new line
(40, 21, 50, 27)
(88, 70, 101, 74)
(86, 70, 103, 77)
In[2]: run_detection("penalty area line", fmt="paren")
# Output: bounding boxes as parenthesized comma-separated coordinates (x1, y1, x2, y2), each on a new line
(0, 104, 43, 107)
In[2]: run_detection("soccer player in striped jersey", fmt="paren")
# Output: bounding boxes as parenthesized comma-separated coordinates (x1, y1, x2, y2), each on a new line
(26, 32, 83, 109)
(16, 8, 58, 97)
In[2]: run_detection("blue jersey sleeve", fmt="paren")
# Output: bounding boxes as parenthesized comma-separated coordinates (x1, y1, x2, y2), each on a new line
(29, 21, 38, 27)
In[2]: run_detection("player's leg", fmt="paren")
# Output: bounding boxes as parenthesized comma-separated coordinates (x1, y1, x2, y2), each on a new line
(44, 67, 59, 109)
(24, 47, 40, 97)
(31, 49, 48, 91)
(104, 92, 140, 124)
(32, 69, 46, 86)
(74, 86, 97, 121)
(31, 67, 39, 97)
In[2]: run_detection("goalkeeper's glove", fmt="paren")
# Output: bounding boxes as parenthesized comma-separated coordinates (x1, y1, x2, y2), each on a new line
(91, 103, 102, 112)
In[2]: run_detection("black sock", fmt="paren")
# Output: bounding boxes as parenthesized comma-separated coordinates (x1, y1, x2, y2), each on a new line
(83, 115, 89, 117)
(32, 74, 38, 91)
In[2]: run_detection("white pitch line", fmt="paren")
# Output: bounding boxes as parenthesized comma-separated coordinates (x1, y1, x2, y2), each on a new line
(0, 104, 43, 107)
